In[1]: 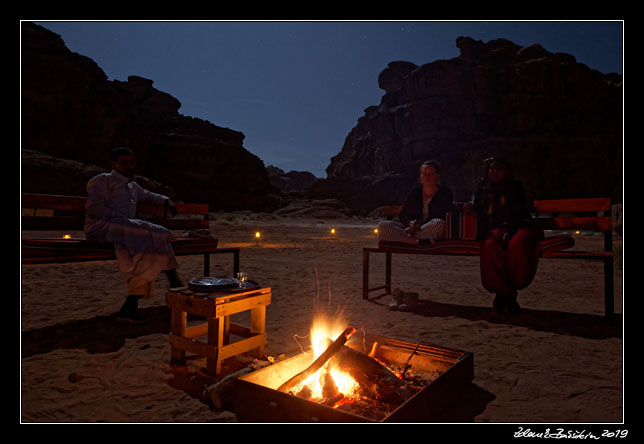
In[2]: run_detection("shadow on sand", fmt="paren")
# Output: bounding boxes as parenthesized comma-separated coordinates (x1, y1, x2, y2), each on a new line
(21, 304, 498, 421)
(21, 305, 174, 358)
(368, 295, 622, 340)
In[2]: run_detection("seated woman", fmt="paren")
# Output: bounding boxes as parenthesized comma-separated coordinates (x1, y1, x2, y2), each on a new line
(378, 160, 454, 245)
(465, 157, 544, 315)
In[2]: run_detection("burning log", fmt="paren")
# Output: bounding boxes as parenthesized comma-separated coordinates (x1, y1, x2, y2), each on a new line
(203, 367, 254, 410)
(278, 327, 356, 393)
(319, 368, 347, 406)
(296, 385, 313, 399)
(326, 340, 416, 406)
(324, 392, 345, 407)
(321, 369, 339, 399)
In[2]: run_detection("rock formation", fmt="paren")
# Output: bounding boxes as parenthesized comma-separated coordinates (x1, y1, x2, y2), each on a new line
(21, 149, 177, 200)
(21, 22, 275, 211)
(266, 166, 318, 192)
(318, 37, 622, 214)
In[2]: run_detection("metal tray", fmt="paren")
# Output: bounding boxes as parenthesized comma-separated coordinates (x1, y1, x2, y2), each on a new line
(188, 276, 260, 292)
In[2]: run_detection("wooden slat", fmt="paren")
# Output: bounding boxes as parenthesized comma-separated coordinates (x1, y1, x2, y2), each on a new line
(389, 198, 612, 217)
(169, 332, 267, 364)
(21, 193, 87, 211)
(34, 209, 54, 217)
(542, 251, 614, 259)
(21, 193, 210, 233)
(228, 322, 252, 338)
(134, 201, 163, 215)
(22, 193, 209, 217)
(215, 292, 272, 318)
(170, 309, 187, 361)
(21, 215, 86, 230)
(23, 216, 208, 230)
(185, 323, 209, 339)
(169, 334, 218, 359)
(534, 216, 612, 231)
(219, 333, 266, 361)
(212, 287, 272, 304)
(145, 218, 209, 230)
(533, 198, 611, 213)
(176, 202, 209, 215)
(136, 201, 209, 216)
(166, 291, 217, 317)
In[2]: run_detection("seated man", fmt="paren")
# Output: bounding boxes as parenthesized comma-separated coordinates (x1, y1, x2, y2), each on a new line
(84, 147, 183, 322)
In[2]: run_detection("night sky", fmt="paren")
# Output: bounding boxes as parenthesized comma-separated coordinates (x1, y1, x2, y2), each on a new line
(31, 20, 623, 178)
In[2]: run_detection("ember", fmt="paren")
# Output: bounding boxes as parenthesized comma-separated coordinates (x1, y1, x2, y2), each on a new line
(305, 334, 439, 420)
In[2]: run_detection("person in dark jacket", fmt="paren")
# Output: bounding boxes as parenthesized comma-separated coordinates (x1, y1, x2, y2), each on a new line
(378, 160, 454, 245)
(466, 157, 543, 315)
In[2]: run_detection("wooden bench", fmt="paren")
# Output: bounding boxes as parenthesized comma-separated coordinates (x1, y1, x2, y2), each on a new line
(363, 198, 617, 322)
(21, 193, 239, 277)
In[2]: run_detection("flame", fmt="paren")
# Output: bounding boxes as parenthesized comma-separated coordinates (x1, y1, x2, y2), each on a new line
(295, 311, 359, 400)
(310, 311, 347, 358)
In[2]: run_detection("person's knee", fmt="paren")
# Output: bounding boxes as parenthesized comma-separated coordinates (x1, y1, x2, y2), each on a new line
(426, 219, 445, 239)
(377, 220, 405, 241)
(513, 270, 536, 290)
(481, 237, 503, 257)
(510, 258, 539, 289)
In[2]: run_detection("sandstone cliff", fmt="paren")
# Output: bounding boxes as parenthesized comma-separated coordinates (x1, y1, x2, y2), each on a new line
(21, 22, 275, 211)
(266, 166, 317, 192)
(317, 37, 622, 214)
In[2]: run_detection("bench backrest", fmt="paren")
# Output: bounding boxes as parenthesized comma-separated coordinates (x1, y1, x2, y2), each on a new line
(532, 198, 612, 232)
(21, 193, 210, 231)
(383, 197, 613, 233)
(532, 198, 613, 253)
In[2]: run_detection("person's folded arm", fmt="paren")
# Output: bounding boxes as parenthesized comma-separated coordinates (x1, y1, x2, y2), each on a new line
(137, 184, 177, 217)
(85, 176, 119, 220)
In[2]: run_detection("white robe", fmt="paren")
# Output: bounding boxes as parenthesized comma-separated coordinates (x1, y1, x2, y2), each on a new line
(84, 170, 178, 298)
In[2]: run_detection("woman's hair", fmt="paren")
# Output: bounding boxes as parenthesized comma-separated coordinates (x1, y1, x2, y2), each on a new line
(420, 160, 441, 174)
(484, 156, 511, 174)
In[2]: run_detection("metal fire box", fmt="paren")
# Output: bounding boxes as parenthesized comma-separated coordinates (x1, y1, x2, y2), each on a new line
(233, 333, 474, 422)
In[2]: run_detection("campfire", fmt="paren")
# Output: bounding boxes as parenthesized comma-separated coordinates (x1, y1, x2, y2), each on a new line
(279, 313, 435, 419)
(232, 311, 474, 422)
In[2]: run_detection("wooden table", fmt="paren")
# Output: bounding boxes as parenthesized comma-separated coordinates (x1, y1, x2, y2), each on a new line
(166, 286, 271, 375)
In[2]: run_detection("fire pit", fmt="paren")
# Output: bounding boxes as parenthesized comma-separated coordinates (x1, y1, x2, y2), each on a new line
(232, 330, 474, 422)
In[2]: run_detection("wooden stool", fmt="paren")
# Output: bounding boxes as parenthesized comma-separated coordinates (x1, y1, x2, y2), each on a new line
(166, 286, 271, 375)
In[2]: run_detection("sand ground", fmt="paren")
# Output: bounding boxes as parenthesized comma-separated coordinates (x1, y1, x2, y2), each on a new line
(21, 213, 623, 424)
